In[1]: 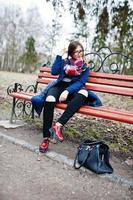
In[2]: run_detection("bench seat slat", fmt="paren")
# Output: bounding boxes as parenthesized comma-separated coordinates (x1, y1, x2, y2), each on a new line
(55, 103, 133, 124)
(90, 106, 133, 117)
(10, 92, 33, 101)
(9, 92, 133, 124)
(9, 92, 133, 116)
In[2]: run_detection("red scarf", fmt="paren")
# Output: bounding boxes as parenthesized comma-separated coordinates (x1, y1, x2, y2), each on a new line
(64, 58, 87, 76)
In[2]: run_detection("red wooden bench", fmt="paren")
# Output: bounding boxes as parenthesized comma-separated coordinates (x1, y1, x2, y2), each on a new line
(7, 66, 133, 124)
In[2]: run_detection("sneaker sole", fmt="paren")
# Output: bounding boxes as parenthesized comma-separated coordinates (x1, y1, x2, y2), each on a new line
(39, 148, 48, 153)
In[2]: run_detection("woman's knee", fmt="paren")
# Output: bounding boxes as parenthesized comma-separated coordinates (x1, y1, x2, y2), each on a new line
(78, 89, 88, 97)
(45, 95, 56, 102)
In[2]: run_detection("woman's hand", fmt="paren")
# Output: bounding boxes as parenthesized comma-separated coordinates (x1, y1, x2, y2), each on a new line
(61, 48, 67, 56)
(60, 48, 67, 59)
(59, 90, 69, 102)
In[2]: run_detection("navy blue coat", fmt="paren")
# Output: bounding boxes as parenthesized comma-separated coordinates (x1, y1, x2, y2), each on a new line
(32, 55, 102, 115)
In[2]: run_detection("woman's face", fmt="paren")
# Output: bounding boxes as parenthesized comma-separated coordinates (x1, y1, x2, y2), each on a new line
(72, 45, 84, 60)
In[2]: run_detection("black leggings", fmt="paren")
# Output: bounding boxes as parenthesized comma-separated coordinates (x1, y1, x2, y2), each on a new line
(43, 82, 87, 138)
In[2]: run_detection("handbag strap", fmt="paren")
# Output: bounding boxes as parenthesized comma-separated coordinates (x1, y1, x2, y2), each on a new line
(80, 140, 104, 147)
(73, 148, 90, 169)
(102, 145, 113, 171)
(74, 140, 105, 170)
(73, 140, 102, 169)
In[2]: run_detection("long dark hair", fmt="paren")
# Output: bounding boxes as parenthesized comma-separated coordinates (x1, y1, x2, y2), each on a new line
(67, 41, 84, 58)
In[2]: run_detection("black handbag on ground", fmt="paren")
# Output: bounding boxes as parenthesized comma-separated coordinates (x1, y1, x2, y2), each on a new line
(74, 139, 113, 174)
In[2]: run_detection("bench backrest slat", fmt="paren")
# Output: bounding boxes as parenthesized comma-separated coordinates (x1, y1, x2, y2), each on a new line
(36, 78, 133, 96)
(85, 83, 133, 96)
(37, 67, 133, 96)
(39, 67, 133, 81)
(88, 77, 133, 88)
(38, 72, 133, 88)
(90, 71, 133, 81)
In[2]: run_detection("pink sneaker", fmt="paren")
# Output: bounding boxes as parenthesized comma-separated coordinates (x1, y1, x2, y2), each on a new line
(50, 124, 64, 142)
(39, 138, 50, 153)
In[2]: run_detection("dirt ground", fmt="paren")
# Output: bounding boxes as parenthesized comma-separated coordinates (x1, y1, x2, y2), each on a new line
(0, 136, 132, 200)
(0, 71, 133, 199)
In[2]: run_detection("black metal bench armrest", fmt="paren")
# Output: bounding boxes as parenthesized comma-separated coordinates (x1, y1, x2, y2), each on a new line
(7, 83, 36, 95)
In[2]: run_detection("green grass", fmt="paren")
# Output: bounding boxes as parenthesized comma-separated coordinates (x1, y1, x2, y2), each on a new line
(25, 114, 133, 157)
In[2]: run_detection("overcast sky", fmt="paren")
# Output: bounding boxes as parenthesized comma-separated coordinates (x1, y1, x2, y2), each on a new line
(1, 0, 73, 48)
(2, 0, 132, 29)
(1, 0, 132, 51)
(1, 0, 133, 25)
(1, 0, 55, 24)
